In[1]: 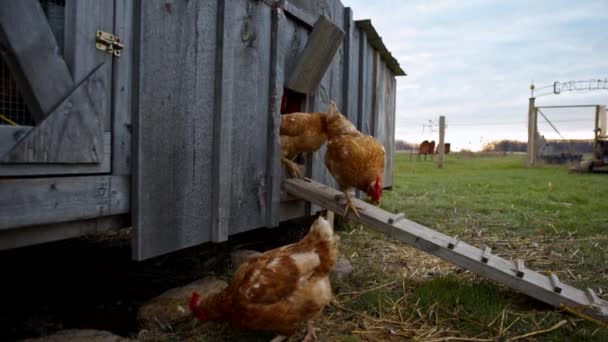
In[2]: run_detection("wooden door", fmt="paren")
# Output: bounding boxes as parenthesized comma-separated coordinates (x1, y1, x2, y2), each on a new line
(0, 0, 115, 176)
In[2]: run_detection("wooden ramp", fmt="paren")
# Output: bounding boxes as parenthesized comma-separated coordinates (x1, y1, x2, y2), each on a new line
(283, 178, 608, 323)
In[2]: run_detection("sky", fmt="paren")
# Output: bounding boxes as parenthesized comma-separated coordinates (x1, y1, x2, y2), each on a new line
(341, 0, 608, 151)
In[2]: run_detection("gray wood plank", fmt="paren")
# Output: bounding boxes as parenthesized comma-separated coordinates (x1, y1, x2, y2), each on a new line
(0, 132, 111, 176)
(112, 0, 134, 175)
(285, 15, 344, 94)
(211, 0, 234, 242)
(283, 178, 608, 323)
(266, 7, 287, 228)
(133, 0, 217, 260)
(0, 126, 32, 157)
(0, 214, 128, 251)
(0, 175, 129, 230)
(287, 0, 333, 20)
(0, 0, 74, 122)
(282, 0, 317, 28)
(64, 0, 114, 130)
(357, 33, 373, 136)
(0, 64, 105, 163)
(342, 7, 359, 126)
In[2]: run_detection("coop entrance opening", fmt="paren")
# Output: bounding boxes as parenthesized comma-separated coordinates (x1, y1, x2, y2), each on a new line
(281, 88, 305, 114)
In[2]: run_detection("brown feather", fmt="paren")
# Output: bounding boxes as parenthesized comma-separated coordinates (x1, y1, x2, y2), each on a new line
(197, 217, 337, 337)
(280, 112, 328, 159)
(324, 102, 385, 193)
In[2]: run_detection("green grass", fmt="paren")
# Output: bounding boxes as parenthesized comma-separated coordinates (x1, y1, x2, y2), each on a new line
(163, 153, 608, 341)
(369, 153, 608, 340)
(384, 154, 608, 236)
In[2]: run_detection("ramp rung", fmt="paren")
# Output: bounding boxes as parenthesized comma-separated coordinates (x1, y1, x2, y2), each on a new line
(388, 213, 405, 224)
(514, 259, 526, 278)
(586, 288, 601, 306)
(282, 178, 608, 323)
(549, 274, 563, 294)
(447, 236, 460, 249)
(481, 246, 492, 264)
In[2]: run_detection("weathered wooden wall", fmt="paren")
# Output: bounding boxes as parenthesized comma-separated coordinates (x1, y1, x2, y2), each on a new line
(131, 0, 405, 259)
(0, 0, 403, 259)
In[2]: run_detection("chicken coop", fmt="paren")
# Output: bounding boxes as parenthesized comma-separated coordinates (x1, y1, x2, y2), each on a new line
(0, 0, 405, 260)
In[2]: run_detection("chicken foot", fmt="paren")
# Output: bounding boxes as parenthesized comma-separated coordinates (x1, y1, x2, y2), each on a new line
(270, 336, 287, 342)
(340, 190, 362, 219)
(281, 156, 303, 178)
(301, 321, 320, 342)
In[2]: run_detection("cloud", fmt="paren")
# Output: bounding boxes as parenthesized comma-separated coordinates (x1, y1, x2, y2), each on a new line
(342, 0, 607, 150)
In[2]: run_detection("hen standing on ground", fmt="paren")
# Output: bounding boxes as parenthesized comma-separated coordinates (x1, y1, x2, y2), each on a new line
(190, 216, 338, 341)
(324, 101, 385, 217)
(280, 112, 328, 178)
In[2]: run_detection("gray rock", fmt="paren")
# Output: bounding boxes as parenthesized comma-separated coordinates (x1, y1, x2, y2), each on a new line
(137, 276, 227, 331)
(332, 257, 353, 280)
(21, 329, 134, 342)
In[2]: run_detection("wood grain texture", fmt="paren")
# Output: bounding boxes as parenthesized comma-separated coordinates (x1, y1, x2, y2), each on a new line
(0, 133, 111, 176)
(342, 8, 359, 127)
(133, 0, 217, 260)
(217, 0, 274, 236)
(112, 0, 134, 175)
(211, 0, 233, 242)
(64, 0, 114, 130)
(284, 178, 608, 323)
(266, 7, 287, 227)
(285, 15, 344, 94)
(0, 64, 105, 163)
(0, 126, 32, 157)
(0, 214, 128, 251)
(282, 0, 317, 27)
(0, 0, 73, 122)
(0, 175, 129, 230)
(310, 2, 344, 211)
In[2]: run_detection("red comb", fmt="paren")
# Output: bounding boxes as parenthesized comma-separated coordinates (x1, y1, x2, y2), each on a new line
(189, 292, 200, 312)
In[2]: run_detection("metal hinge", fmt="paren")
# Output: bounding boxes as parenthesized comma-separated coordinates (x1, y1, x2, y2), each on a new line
(96, 30, 124, 57)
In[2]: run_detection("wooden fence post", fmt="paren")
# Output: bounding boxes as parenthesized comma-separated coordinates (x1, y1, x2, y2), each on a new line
(438, 115, 445, 168)
(527, 97, 537, 166)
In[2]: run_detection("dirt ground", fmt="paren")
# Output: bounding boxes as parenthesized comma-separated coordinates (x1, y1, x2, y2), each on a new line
(0, 221, 312, 342)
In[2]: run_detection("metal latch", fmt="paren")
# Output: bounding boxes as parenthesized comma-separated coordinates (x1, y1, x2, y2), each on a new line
(96, 30, 124, 57)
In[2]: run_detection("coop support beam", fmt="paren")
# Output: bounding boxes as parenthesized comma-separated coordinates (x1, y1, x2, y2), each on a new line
(438, 115, 445, 168)
(210, 0, 234, 242)
(265, 7, 287, 228)
(0, 176, 129, 230)
(527, 97, 537, 166)
(283, 178, 608, 323)
(285, 16, 344, 94)
(0, 0, 74, 122)
(0, 214, 129, 251)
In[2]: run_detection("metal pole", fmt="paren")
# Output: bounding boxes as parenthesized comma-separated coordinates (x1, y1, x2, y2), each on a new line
(438, 116, 445, 168)
(527, 97, 537, 166)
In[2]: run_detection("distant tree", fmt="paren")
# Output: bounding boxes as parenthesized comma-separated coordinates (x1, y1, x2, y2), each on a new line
(395, 140, 417, 150)
(482, 140, 526, 152)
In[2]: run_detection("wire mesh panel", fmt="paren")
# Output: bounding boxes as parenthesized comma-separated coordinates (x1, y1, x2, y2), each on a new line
(0, 0, 65, 126)
(0, 56, 34, 126)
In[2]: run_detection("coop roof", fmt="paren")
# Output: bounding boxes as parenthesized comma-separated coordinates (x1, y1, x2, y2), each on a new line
(355, 19, 406, 76)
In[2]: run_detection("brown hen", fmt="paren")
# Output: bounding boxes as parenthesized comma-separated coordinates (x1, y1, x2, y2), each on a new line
(280, 112, 328, 178)
(190, 216, 338, 341)
(325, 101, 385, 217)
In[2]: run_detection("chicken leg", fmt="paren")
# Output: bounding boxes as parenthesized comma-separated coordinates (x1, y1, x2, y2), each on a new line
(301, 321, 320, 342)
(270, 336, 287, 342)
(281, 156, 303, 178)
(341, 189, 362, 219)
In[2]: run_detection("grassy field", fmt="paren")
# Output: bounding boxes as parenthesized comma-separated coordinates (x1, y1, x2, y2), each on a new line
(167, 154, 608, 341)
(328, 154, 608, 341)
